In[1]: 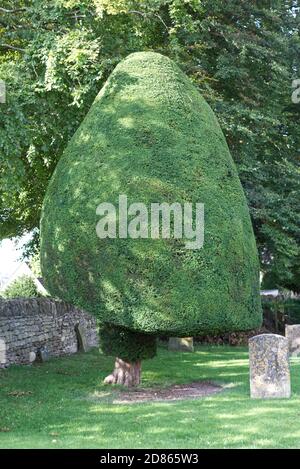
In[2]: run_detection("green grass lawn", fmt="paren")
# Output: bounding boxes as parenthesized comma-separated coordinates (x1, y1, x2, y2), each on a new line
(0, 344, 299, 449)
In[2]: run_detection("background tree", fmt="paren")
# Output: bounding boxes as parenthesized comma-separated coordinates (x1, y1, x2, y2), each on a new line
(2, 274, 39, 298)
(1, 0, 300, 289)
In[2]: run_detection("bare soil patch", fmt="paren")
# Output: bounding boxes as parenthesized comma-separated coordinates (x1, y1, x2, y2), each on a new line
(114, 381, 223, 404)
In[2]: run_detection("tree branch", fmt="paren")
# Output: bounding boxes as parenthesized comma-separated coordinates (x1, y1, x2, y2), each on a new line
(0, 43, 25, 52)
(0, 7, 26, 14)
(128, 10, 169, 31)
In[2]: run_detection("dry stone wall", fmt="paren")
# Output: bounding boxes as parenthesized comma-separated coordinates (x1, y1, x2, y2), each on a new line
(0, 298, 99, 368)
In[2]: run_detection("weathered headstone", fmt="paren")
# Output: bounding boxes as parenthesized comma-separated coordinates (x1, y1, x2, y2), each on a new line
(168, 337, 194, 352)
(36, 346, 49, 362)
(249, 334, 291, 399)
(285, 325, 300, 357)
(29, 351, 36, 363)
(75, 323, 89, 352)
(0, 339, 6, 365)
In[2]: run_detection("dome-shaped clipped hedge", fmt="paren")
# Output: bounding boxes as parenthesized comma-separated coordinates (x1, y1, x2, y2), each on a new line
(40, 52, 262, 370)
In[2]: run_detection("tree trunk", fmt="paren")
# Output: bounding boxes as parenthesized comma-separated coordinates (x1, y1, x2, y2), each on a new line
(104, 358, 141, 387)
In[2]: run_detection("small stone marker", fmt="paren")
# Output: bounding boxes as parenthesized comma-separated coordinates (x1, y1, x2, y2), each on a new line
(29, 351, 36, 363)
(285, 325, 300, 357)
(168, 337, 194, 352)
(249, 334, 291, 399)
(0, 339, 6, 365)
(75, 323, 89, 352)
(36, 346, 49, 363)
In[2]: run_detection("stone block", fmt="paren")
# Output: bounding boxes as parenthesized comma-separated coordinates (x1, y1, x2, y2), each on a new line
(249, 334, 291, 399)
(29, 351, 36, 363)
(168, 337, 194, 352)
(36, 346, 49, 362)
(75, 323, 89, 352)
(285, 325, 300, 357)
(0, 339, 6, 364)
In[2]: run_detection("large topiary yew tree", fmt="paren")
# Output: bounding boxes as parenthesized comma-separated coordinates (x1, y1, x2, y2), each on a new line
(40, 52, 262, 386)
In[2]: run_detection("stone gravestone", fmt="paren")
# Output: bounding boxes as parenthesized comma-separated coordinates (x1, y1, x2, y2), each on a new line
(29, 351, 36, 363)
(249, 334, 291, 399)
(0, 339, 6, 366)
(285, 325, 300, 357)
(168, 337, 194, 352)
(36, 346, 49, 363)
(75, 323, 89, 352)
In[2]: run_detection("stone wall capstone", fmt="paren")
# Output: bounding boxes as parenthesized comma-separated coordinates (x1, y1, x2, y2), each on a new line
(0, 298, 99, 368)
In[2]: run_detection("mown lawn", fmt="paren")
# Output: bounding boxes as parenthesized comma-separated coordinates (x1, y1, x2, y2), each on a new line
(0, 344, 299, 449)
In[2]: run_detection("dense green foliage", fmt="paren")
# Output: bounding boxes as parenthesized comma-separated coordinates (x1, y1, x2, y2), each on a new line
(1, 346, 300, 448)
(99, 325, 157, 362)
(284, 299, 300, 324)
(41, 51, 261, 361)
(262, 297, 300, 326)
(2, 274, 39, 298)
(1, 1, 299, 289)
